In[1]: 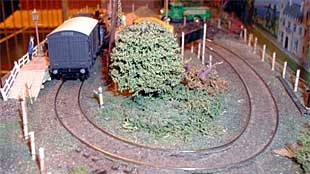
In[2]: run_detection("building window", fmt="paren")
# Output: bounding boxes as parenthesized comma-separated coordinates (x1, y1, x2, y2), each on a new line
(281, 32, 284, 42)
(299, 27, 303, 35)
(294, 40, 299, 52)
(283, 19, 285, 26)
(288, 21, 291, 29)
(294, 24, 297, 32)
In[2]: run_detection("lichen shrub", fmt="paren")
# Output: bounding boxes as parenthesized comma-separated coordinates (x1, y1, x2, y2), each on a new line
(110, 21, 184, 96)
(297, 123, 310, 173)
(112, 84, 225, 142)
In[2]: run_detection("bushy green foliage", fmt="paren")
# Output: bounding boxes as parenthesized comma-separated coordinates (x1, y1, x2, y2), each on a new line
(297, 124, 310, 173)
(101, 84, 224, 141)
(72, 166, 88, 174)
(110, 21, 184, 96)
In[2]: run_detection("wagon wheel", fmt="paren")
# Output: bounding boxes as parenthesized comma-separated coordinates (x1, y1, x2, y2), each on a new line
(193, 16, 201, 23)
(161, 16, 171, 23)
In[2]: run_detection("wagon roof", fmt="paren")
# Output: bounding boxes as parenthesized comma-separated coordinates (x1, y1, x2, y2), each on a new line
(48, 17, 98, 36)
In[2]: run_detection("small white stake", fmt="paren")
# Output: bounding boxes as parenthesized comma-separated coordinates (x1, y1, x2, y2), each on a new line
(272, 52, 276, 71)
(39, 147, 45, 174)
(217, 18, 221, 28)
(191, 44, 194, 53)
(253, 37, 257, 54)
(197, 42, 201, 59)
(240, 25, 244, 40)
(21, 100, 29, 140)
(98, 87, 104, 108)
(261, 44, 266, 62)
(181, 32, 185, 60)
(29, 131, 36, 160)
(282, 61, 287, 79)
(202, 23, 207, 64)
(248, 34, 252, 46)
(294, 69, 301, 92)
(209, 55, 213, 67)
(26, 82, 33, 104)
(183, 16, 186, 26)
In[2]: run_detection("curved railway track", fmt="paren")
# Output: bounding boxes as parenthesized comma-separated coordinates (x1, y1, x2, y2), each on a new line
(54, 41, 279, 173)
(79, 54, 251, 153)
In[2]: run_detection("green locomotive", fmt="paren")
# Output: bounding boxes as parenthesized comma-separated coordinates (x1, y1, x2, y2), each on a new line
(160, 3, 211, 22)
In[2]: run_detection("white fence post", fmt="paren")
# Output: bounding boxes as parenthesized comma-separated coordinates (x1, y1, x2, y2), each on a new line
(197, 42, 201, 59)
(0, 88, 7, 101)
(181, 32, 185, 60)
(98, 87, 104, 108)
(209, 55, 213, 67)
(261, 44, 266, 62)
(282, 61, 287, 79)
(14, 61, 20, 72)
(29, 131, 36, 160)
(26, 83, 33, 104)
(240, 25, 244, 40)
(202, 23, 207, 65)
(39, 147, 45, 174)
(272, 52, 276, 71)
(294, 69, 301, 92)
(21, 100, 29, 140)
(191, 43, 194, 53)
(248, 34, 252, 47)
(217, 18, 221, 28)
(253, 37, 257, 54)
(183, 16, 186, 26)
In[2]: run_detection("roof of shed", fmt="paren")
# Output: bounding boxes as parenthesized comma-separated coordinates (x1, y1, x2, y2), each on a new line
(49, 16, 98, 36)
(283, 3, 303, 19)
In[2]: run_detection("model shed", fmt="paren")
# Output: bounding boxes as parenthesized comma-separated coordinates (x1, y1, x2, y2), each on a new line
(47, 16, 100, 80)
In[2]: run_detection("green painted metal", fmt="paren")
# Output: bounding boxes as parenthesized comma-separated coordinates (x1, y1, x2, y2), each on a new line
(161, 3, 210, 21)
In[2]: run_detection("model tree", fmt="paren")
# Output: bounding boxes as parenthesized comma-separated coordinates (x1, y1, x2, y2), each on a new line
(110, 21, 184, 96)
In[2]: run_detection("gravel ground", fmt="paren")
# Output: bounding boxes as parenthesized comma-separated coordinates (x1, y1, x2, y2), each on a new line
(80, 47, 250, 151)
(0, 35, 309, 174)
(216, 37, 309, 174)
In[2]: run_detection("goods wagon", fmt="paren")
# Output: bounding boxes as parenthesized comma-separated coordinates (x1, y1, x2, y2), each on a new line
(47, 16, 100, 80)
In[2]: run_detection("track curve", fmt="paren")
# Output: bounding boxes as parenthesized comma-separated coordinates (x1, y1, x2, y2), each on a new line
(54, 41, 279, 173)
(78, 52, 252, 153)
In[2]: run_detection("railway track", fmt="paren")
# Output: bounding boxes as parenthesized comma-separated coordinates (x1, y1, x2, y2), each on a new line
(54, 41, 279, 173)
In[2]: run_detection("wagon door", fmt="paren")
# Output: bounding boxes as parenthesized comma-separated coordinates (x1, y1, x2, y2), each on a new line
(48, 34, 71, 68)
(69, 35, 88, 68)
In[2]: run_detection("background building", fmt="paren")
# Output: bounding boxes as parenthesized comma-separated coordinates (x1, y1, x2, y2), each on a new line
(277, 0, 309, 59)
(302, 0, 310, 68)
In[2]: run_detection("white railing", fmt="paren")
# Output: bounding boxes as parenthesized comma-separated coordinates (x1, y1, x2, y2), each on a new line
(240, 30, 310, 111)
(0, 44, 40, 101)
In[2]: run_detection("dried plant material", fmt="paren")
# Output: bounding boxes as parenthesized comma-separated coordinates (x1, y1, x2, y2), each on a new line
(184, 62, 228, 94)
(273, 147, 296, 159)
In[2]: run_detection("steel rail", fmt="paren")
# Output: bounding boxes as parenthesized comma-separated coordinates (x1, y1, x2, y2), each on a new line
(54, 41, 279, 173)
(78, 50, 252, 153)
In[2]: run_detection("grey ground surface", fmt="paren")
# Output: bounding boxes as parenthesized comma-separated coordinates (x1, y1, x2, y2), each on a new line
(0, 36, 309, 174)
